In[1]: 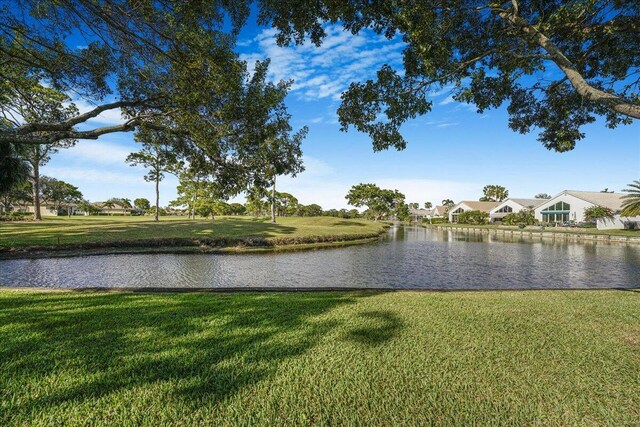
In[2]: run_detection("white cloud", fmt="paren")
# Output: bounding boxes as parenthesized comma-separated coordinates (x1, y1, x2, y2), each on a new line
(299, 155, 336, 177)
(375, 179, 481, 205)
(42, 166, 141, 185)
(57, 140, 134, 165)
(438, 95, 456, 106)
(241, 25, 406, 102)
(436, 122, 459, 128)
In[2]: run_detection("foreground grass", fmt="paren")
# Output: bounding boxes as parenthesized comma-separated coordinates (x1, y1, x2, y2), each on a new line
(1, 290, 638, 426)
(426, 222, 640, 237)
(0, 216, 386, 249)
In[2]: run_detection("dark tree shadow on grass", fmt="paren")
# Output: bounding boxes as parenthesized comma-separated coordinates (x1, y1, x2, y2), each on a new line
(0, 291, 383, 422)
(345, 310, 403, 346)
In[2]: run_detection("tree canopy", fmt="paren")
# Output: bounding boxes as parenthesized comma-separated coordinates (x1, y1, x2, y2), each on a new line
(1, 1, 305, 195)
(346, 183, 406, 220)
(254, 0, 639, 152)
(40, 176, 83, 215)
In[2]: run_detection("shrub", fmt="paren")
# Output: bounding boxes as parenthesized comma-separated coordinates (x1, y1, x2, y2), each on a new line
(1, 211, 29, 221)
(457, 210, 489, 225)
(502, 209, 538, 226)
(583, 205, 615, 222)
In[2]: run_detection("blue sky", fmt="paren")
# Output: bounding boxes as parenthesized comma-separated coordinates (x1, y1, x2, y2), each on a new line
(43, 20, 640, 209)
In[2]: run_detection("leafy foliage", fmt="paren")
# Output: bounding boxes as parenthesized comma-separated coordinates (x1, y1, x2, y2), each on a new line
(0, 143, 29, 193)
(480, 185, 509, 202)
(583, 205, 615, 222)
(457, 210, 489, 225)
(2, 3, 306, 204)
(0, 180, 31, 213)
(502, 209, 537, 226)
(621, 180, 640, 217)
(442, 199, 455, 212)
(346, 183, 405, 221)
(40, 176, 83, 215)
(134, 198, 151, 211)
(296, 204, 323, 217)
(255, 1, 639, 152)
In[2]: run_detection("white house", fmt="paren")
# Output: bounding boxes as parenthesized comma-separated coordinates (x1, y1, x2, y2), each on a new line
(409, 208, 430, 222)
(448, 201, 500, 223)
(533, 190, 637, 229)
(489, 198, 546, 222)
(429, 205, 447, 219)
(597, 215, 640, 230)
(20, 201, 79, 216)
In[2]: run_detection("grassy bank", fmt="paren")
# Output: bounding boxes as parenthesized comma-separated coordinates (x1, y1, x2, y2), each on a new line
(0, 216, 388, 255)
(1, 289, 638, 426)
(424, 222, 640, 237)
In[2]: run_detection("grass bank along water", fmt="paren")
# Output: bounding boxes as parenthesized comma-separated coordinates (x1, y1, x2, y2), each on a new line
(1, 289, 638, 426)
(0, 216, 389, 258)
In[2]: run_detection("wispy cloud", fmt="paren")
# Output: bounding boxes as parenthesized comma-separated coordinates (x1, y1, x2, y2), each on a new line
(241, 25, 406, 102)
(57, 140, 134, 165)
(374, 179, 481, 205)
(438, 95, 456, 106)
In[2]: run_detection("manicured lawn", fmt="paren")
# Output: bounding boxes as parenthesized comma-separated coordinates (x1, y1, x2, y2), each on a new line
(0, 216, 386, 249)
(1, 290, 638, 426)
(427, 222, 640, 237)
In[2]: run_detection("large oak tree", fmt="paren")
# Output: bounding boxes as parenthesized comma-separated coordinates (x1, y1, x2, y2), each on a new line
(253, 0, 639, 152)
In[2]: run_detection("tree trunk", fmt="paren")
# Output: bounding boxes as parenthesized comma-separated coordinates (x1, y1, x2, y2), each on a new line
(155, 175, 160, 222)
(271, 176, 277, 224)
(191, 177, 199, 220)
(31, 162, 41, 220)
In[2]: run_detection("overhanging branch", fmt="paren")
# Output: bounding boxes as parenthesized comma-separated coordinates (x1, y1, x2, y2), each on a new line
(493, 2, 640, 119)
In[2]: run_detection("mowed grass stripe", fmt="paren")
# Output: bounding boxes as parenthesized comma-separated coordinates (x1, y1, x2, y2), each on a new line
(0, 290, 638, 426)
(0, 216, 387, 249)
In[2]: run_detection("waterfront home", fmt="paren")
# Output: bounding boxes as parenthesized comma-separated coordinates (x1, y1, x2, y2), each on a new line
(533, 190, 639, 229)
(409, 208, 431, 222)
(429, 205, 447, 219)
(489, 198, 546, 222)
(448, 201, 500, 223)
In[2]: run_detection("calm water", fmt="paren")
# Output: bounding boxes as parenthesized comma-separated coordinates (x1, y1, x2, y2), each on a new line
(1, 226, 639, 290)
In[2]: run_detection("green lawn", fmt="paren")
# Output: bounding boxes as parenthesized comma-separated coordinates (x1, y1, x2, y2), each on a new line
(1, 290, 638, 426)
(0, 216, 387, 249)
(427, 222, 640, 237)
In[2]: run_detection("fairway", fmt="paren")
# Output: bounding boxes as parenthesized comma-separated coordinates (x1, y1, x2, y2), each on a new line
(0, 216, 387, 250)
(1, 290, 638, 426)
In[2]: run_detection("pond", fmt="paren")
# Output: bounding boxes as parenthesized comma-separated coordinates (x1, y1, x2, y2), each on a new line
(1, 226, 638, 290)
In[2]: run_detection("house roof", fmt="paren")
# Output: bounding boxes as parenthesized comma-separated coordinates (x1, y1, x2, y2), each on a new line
(453, 201, 501, 212)
(431, 205, 446, 215)
(507, 198, 547, 208)
(92, 202, 132, 210)
(563, 191, 624, 210)
(409, 208, 430, 215)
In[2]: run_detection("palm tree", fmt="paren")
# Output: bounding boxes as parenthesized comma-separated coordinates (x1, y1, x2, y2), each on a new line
(442, 199, 455, 212)
(121, 198, 133, 215)
(621, 180, 640, 217)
